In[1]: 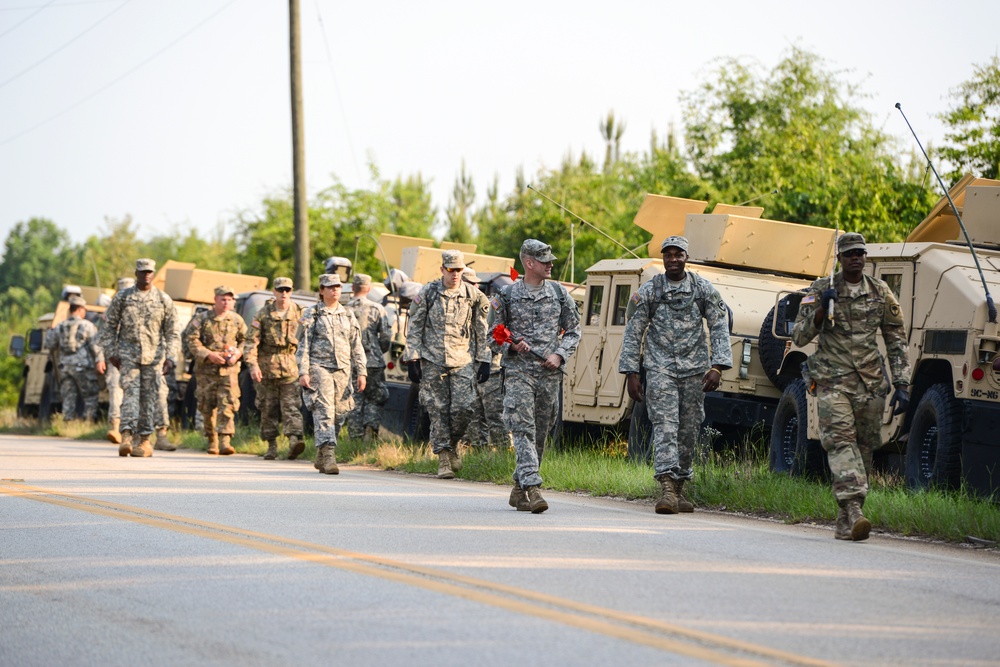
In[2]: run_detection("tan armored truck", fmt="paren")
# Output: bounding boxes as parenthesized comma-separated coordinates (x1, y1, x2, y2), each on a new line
(768, 175, 1000, 497)
(562, 194, 838, 458)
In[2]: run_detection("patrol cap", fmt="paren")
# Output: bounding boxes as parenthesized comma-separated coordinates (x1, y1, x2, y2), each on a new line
(520, 239, 556, 263)
(214, 285, 236, 297)
(135, 258, 156, 272)
(461, 267, 479, 284)
(319, 273, 342, 288)
(660, 235, 689, 253)
(116, 277, 135, 291)
(838, 232, 867, 254)
(67, 295, 86, 307)
(352, 273, 372, 287)
(273, 277, 293, 290)
(441, 250, 465, 269)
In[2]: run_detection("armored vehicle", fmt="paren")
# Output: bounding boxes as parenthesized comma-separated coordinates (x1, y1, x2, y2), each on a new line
(769, 176, 1000, 497)
(562, 194, 838, 458)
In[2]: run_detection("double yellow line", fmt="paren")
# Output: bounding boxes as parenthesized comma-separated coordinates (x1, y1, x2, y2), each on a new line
(2, 481, 836, 667)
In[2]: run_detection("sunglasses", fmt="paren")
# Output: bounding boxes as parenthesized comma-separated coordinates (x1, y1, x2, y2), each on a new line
(841, 249, 866, 258)
(276, 287, 292, 293)
(444, 267, 463, 273)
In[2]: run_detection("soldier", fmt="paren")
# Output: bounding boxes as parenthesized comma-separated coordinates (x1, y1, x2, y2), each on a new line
(345, 273, 391, 442)
(490, 240, 581, 513)
(97, 258, 178, 457)
(45, 295, 101, 421)
(297, 273, 367, 475)
(95, 278, 134, 443)
(791, 232, 911, 541)
(405, 250, 492, 479)
(244, 277, 305, 460)
(619, 235, 733, 515)
(464, 268, 507, 448)
(185, 286, 247, 456)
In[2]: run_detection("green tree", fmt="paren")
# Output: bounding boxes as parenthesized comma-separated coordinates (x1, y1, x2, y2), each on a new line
(443, 161, 476, 244)
(0, 218, 75, 297)
(939, 55, 1000, 182)
(68, 216, 142, 290)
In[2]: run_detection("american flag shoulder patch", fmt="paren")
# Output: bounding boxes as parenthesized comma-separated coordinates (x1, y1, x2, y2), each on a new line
(801, 295, 816, 305)
(490, 296, 501, 311)
(413, 294, 422, 304)
(630, 292, 642, 305)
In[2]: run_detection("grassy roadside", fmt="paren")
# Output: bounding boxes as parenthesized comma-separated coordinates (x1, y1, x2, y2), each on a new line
(5, 408, 999, 546)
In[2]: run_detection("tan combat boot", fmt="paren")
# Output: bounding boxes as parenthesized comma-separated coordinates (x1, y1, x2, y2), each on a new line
(834, 503, 852, 540)
(206, 433, 219, 455)
(106, 418, 122, 445)
(263, 439, 278, 460)
(447, 446, 463, 473)
(154, 428, 176, 451)
(524, 486, 548, 514)
(437, 451, 455, 479)
(118, 429, 133, 457)
(288, 435, 305, 461)
(219, 435, 235, 456)
(673, 479, 694, 513)
(130, 433, 153, 457)
(655, 477, 679, 515)
(846, 499, 871, 541)
(509, 482, 530, 511)
(314, 446, 324, 470)
(319, 447, 340, 475)
(363, 425, 376, 443)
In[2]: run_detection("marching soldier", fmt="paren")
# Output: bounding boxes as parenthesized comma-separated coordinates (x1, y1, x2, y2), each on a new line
(45, 295, 100, 422)
(345, 273, 391, 442)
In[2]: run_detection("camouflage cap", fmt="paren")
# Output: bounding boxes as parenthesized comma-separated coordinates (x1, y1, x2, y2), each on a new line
(660, 235, 689, 253)
(67, 295, 86, 307)
(441, 249, 465, 269)
(520, 239, 556, 263)
(214, 285, 236, 297)
(838, 232, 866, 254)
(116, 277, 135, 291)
(352, 273, 372, 287)
(319, 273, 342, 288)
(461, 267, 479, 284)
(135, 258, 156, 272)
(273, 277, 293, 290)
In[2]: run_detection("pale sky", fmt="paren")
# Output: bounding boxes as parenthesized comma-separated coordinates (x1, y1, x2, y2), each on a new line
(1, 0, 998, 247)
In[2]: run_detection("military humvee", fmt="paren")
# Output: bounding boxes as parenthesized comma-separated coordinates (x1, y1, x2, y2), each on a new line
(562, 194, 839, 458)
(769, 176, 1000, 497)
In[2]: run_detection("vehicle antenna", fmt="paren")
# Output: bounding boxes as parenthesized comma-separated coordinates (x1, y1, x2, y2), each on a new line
(827, 219, 838, 326)
(527, 185, 640, 259)
(896, 103, 997, 323)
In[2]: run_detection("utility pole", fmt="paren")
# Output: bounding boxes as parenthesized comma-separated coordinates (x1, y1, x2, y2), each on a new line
(289, 0, 309, 289)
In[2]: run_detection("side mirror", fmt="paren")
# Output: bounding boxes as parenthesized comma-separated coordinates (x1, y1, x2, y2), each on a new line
(8, 334, 25, 358)
(772, 292, 805, 340)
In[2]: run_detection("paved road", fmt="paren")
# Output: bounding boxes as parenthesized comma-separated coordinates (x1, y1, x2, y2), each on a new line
(2, 434, 999, 667)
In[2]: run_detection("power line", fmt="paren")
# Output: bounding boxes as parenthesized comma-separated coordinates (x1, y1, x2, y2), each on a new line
(0, 0, 133, 90)
(0, 0, 56, 38)
(312, 0, 362, 184)
(0, 0, 239, 148)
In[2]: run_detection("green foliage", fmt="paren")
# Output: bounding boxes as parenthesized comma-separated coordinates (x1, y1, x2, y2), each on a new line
(939, 55, 1000, 182)
(0, 218, 75, 295)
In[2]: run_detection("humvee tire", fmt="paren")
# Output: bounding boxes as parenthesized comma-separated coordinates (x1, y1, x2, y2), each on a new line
(402, 381, 430, 441)
(770, 379, 828, 479)
(759, 303, 794, 392)
(627, 394, 653, 464)
(905, 383, 963, 491)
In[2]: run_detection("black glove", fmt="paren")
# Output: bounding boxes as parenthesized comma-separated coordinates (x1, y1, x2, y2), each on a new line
(476, 362, 491, 384)
(407, 359, 421, 384)
(889, 386, 910, 416)
(820, 288, 837, 310)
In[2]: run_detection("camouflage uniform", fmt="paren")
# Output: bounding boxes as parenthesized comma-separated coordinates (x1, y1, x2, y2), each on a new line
(93, 278, 134, 424)
(346, 288, 391, 439)
(619, 271, 732, 482)
(244, 298, 304, 441)
(792, 273, 910, 502)
(100, 283, 177, 437)
(405, 278, 491, 454)
(468, 350, 506, 447)
(185, 309, 247, 439)
(296, 300, 367, 449)
(490, 277, 581, 488)
(45, 311, 100, 420)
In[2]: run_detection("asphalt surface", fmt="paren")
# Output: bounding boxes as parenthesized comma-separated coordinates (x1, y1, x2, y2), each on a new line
(2, 434, 1000, 667)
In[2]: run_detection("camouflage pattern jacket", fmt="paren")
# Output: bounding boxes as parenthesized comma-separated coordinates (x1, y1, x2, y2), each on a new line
(100, 286, 178, 367)
(488, 279, 581, 371)
(244, 299, 302, 380)
(185, 309, 248, 377)
(619, 271, 733, 377)
(792, 272, 911, 393)
(404, 279, 490, 368)
(347, 296, 390, 369)
(45, 315, 98, 371)
(296, 302, 367, 377)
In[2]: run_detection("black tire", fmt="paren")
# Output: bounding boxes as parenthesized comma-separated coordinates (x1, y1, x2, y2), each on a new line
(16, 383, 28, 418)
(237, 369, 258, 425)
(627, 393, 653, 464)
(181, 377, 198, 430)
(905, 383, 963, 491)
(402, 381, 429, 441)
(39, 376, 54, 424)
(759, 306, 792, 391)
(769, 379, 828, 479)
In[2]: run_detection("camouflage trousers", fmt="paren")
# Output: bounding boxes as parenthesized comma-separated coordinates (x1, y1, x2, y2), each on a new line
(196, 373, 240, 436)
(106, 363, 123, 420)
(156, 372, 170, 430)
(503, 366, 560, 488)
(468, 370, 506, 447)
(419, 360, 475, 454)
(645, 371, 704, 481)
(120, 362, 163, 436)
(59, 365, 100, 421)
(305, 366, 353, 448)
(347, 366, 389, 438)
(816, 374, 885, 502)
(256, 376, 303, 440)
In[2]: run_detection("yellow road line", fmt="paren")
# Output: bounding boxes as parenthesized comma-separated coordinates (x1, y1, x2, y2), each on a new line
(2, 481, 838, 667)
